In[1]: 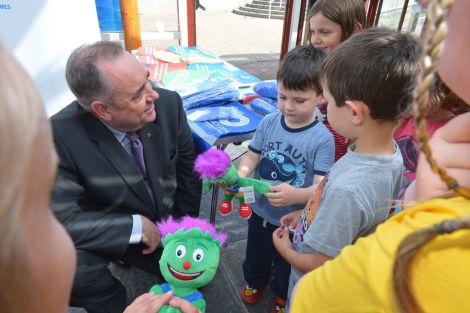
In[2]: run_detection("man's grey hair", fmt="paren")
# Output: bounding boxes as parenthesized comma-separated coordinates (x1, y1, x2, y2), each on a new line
(65, 41, 125, 111)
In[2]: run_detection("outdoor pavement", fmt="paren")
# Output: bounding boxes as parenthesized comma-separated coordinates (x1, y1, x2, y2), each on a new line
(139, 10, 284, 81)
(70, 8, 285, 313)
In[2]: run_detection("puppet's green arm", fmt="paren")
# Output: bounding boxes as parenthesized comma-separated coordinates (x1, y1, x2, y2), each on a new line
(237, 177, 271, 195)
(193, 299, 206, 313)
(149, 284, 164, 295)
(202, 179, 213, 194)
(149, 285, 170, 313)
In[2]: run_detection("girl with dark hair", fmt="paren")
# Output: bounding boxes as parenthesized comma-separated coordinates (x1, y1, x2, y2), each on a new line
(307, 0, 367, 161)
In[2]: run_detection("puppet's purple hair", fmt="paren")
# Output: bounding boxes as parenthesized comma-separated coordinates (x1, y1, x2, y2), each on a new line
(157, 216, 227, 245)
(194, 148, 231, 179)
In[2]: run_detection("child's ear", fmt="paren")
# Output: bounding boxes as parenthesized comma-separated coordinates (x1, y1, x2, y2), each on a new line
(345, 100, 368, 125)
(91, 100, 113, 122)
(353, 23, 363, 33)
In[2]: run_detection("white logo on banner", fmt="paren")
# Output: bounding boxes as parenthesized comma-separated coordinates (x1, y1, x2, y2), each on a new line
(219, 114, 249, 127)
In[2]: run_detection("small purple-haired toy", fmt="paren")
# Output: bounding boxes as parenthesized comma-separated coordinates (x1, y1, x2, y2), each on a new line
(194, 148, 271, 219)
(149, 216, 227, 312)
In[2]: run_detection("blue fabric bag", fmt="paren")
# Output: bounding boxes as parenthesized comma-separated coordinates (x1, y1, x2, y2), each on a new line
(180, 78, 239, 110)
(249, 97, 279, 116)
(253, 80, 278, 99)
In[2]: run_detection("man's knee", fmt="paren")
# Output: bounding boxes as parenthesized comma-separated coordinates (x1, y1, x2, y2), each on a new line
(71, 250, 126, 312)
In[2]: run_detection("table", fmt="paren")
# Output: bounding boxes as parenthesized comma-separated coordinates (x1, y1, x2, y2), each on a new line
(135, 45, 265, 224)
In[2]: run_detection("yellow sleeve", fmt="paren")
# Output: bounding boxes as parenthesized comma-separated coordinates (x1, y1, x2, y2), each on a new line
(290, 197, 470, 313)
(289, 233, 388, 313)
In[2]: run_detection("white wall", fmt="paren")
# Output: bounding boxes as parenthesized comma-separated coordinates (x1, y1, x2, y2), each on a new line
(0, 0, 101, 116)
(137, 0, 248, 13)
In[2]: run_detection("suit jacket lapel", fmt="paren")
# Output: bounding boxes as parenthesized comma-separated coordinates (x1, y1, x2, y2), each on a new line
(139, 124, 164, 214)
(83, 114, 156, 214)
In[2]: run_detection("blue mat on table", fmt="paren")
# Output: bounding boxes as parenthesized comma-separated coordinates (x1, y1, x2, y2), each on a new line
(211, 67, 261, 85)
(189, 101, 262, 151)
(167, 45, 219, 59)
(188, 63, 225, 71)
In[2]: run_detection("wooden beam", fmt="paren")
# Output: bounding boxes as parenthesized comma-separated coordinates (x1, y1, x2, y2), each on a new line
(119, 0, 142, 51)
(187, 0, 197, 46)
(280, 0, 294, 59)
(366, 0, 379, 27)
(397, 0, 410, 31)
(296, 0, 307, 45)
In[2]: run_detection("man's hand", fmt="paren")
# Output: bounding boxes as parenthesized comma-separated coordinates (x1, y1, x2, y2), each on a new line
(124, 292, 201, 313)
(265, 183, 298, 207)
(169, 297, 202, 313)
(140, 215, 161, 254)
(124, 292, 172, 313)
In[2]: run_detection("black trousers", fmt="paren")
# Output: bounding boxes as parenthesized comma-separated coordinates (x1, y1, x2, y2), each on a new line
(70, 245, 163, 313)
(242, 212, 291, 300)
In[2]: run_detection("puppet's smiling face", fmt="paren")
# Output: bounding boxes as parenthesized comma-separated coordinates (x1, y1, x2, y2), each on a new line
(159, 229, 221, 289)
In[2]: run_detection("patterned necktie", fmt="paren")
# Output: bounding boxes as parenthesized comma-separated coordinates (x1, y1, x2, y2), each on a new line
(126, 132, 147, 177)
(126, 132, 155, 203)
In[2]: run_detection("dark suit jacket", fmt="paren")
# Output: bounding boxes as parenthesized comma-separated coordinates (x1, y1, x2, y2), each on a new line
(50, 87, 202, 259)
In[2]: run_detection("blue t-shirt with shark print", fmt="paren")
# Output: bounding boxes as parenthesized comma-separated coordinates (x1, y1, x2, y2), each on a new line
(248, 112, 334, 226)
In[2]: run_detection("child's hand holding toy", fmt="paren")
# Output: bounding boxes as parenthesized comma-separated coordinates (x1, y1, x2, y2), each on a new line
(194, 148, 271, 219)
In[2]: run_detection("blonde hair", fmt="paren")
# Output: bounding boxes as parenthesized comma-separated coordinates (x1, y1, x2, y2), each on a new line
(393, 217, 470, 313)
(393, 0, 470, 312)
(0, 44, 46, 311)
(411, 0, 470, 199)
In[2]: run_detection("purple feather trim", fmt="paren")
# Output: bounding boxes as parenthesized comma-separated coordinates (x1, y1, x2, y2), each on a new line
(157, 216, 227, 245)
(194, 148, 231, 179)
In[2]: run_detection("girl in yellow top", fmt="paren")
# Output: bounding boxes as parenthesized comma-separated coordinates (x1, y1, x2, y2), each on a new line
(290, 196, 470, 312)
(290, 0, 470, 312)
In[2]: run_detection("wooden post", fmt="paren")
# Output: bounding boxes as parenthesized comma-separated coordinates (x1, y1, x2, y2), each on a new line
(280, 0, 294, 59)
(296, 0, 307, 45)
(280, 0, 304, 59)
(397, 0, 410, 31)
(187, 0, 197, 46)
(366, 0, 379, 27)
(119, 0, 142, 51)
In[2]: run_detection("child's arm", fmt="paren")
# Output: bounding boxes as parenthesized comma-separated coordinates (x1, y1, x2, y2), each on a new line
(404, 112, 470, 201)
(273, 227, 332, 273)
(265, 175, 323, 207)
(237, 150, 260, 178)
(280, 209, 303, 229)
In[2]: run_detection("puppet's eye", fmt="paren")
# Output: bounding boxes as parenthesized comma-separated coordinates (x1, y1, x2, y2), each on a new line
(176, 245, 186, 258)
(192, 248, 204, 262)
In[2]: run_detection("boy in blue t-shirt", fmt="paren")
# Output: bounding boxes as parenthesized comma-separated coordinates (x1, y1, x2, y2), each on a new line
(237, 45, 334, 312)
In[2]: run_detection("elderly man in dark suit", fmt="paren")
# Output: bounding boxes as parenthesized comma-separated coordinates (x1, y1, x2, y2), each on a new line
(50, 41, 202, 313)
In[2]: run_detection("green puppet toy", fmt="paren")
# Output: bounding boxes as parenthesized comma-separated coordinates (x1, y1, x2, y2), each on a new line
(149, 216, 227, 312)
(194, 148, 271, 219)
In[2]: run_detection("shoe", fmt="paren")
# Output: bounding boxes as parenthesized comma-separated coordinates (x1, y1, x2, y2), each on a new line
(219, 200, 232, 216)
(239, 203, 252, 219)
(271, 296, 286, 313)
(239, 283, 264, 304)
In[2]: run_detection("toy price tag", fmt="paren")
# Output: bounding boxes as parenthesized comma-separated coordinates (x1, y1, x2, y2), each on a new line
(239, 186, 255, 203)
